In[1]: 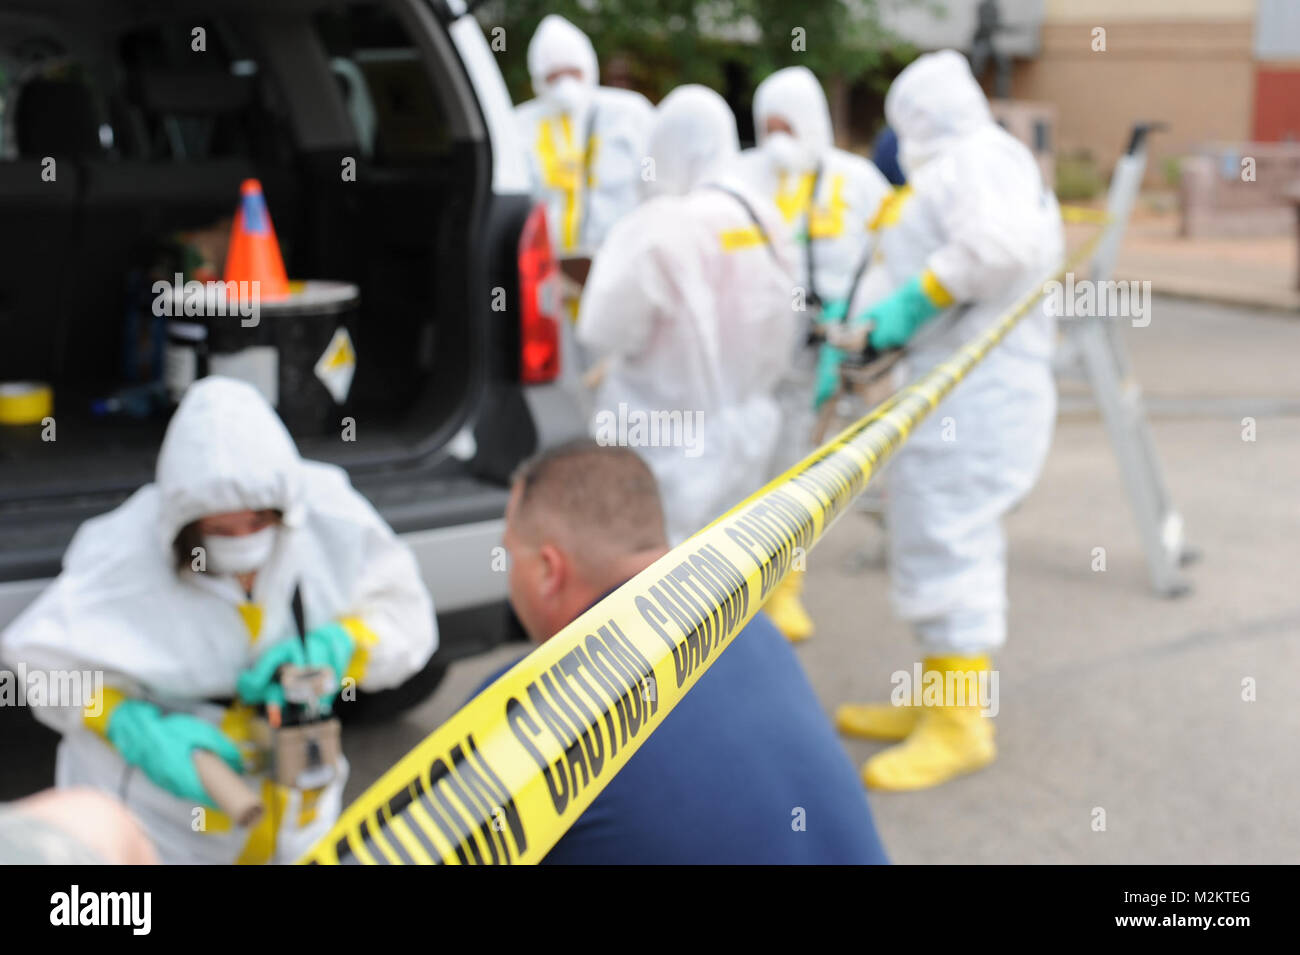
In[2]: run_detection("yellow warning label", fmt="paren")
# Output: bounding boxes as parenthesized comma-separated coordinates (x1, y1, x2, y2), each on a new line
(299, 228, 1107, 866)
(314, 328, 355, 404)
(719, 225, 768, 251)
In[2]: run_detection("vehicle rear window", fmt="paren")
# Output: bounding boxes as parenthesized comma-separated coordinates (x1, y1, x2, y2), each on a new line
(115, 19, 294, 164)
(314, 1, 451, 162)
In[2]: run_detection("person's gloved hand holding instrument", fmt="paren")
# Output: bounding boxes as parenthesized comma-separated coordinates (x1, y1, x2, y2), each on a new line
(811, 297, 894, 413)
(101, 621, 356, 810)
(827, 268, 955, 361)
(813, 298, 850, 411)
(236, 621, 356, 713)
(236, 618, 356, 794)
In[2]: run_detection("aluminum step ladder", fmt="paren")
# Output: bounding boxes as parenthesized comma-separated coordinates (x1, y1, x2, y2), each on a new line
(1057, 123, 1195, 596)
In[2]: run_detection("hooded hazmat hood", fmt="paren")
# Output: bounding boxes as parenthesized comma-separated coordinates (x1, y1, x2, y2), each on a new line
(752, 66, 834, 154)
(885, 50, 994, 176)
(155, 376, 305, 550)
(527, 14, 599, 98)
(644, 85, 740, 198)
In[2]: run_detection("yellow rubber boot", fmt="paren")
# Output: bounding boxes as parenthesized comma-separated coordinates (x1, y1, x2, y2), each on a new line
(863, 656, 996, 792)
(764, 569, 814, 643)
(835, 702, 921, 742)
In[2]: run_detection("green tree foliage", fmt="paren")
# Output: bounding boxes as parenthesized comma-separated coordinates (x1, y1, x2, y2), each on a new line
(475, 0, 916, 106)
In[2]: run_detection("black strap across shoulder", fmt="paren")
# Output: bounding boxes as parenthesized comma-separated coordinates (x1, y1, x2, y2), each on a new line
(291, 583, 306, 643)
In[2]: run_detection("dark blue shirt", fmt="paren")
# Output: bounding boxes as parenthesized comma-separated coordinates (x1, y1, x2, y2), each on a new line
(472, 610, 889, 865)
(872, 125, 906, 186)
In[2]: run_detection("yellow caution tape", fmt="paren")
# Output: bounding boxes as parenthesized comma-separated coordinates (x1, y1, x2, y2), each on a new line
(300, 228, 1107, 866)
(0, 382, 53, 425)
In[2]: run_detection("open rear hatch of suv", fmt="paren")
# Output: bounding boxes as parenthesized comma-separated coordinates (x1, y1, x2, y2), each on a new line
(0, 0, 573, 752)
(0, 0, 536, 579)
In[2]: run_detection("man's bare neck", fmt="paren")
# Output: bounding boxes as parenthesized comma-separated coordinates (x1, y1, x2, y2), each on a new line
(599, 546, 669, 590)
(573, 546, 670, 620)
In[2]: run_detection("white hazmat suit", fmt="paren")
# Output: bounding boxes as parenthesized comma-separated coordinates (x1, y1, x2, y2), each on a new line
(732, 66, 892, 310)
(514, 15, 654, 258)
(834, 50, 1064, 792)
(849, 49, 1064, 656)
(727, 66, 892, 641)
(576, 85, 800, 545)
(1, 377, 436, 863)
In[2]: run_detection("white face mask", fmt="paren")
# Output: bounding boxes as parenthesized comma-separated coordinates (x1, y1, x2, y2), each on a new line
(546, 75, 591, 116)
(203, 526, 277, 576)
(763, 131, 813, 172)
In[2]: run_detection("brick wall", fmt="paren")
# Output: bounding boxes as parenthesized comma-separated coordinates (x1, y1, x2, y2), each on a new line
(1011, 21, 1256, 184)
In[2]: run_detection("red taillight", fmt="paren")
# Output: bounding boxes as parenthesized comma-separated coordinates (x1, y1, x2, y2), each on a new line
(518, 202, 561, 384)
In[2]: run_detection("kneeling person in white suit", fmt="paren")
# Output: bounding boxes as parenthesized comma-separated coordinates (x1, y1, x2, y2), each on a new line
(1, 377, 436, 863)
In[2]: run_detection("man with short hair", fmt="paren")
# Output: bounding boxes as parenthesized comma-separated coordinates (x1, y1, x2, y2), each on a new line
(483, 439, 888, 864)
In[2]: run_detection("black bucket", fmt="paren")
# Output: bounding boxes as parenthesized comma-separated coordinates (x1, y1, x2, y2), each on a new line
(165, 280, 360, 434)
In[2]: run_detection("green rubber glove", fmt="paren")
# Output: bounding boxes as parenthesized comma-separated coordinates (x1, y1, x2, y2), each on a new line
(106, 700, 243, 808)
(865, 273, 947, 350)
(814, 342, 844, 410)
(303, 622, 355, 711)
(818, 298, 849, 323)
(236, 640, 304, 709)
(237, 622, 355, 711)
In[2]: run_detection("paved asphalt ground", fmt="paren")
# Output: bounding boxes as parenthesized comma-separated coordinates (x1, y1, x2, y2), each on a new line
(344, 295, 1300, 864)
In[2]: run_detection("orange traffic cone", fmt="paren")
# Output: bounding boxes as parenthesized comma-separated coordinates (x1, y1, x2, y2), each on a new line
(224, 178, 289, 300)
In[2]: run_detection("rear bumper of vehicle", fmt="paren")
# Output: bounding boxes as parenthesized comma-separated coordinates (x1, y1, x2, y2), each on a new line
(402, 517, 506, 614)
